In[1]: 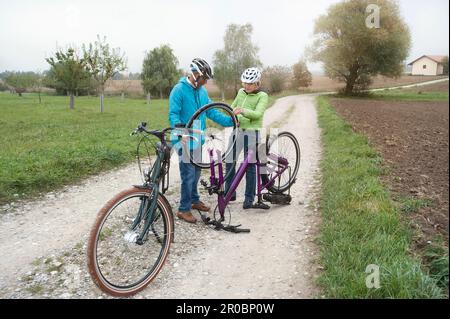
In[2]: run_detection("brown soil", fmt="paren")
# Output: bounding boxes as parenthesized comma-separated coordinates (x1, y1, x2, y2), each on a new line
(330, 98, 449, 247)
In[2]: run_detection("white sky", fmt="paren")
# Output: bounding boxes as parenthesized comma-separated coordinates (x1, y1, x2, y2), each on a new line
(0, 0, 448, 74)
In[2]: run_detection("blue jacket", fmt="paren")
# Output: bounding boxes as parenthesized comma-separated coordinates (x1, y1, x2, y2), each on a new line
(168, 77, 233, 149)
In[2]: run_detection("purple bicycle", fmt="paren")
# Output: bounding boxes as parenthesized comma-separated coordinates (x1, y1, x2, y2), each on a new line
(185, 103, 301, 233)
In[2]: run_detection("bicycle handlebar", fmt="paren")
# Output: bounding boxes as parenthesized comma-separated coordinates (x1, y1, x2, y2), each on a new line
(130, 122, 201, 142)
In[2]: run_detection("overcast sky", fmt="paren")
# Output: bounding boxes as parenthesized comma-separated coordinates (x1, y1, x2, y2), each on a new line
(0, 0, 448, 74)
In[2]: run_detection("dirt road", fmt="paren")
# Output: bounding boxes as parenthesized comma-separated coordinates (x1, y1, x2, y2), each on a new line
(0, 94, 322, 298)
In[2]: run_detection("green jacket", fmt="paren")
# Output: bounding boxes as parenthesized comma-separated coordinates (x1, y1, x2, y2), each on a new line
(231, 88, 268, 130)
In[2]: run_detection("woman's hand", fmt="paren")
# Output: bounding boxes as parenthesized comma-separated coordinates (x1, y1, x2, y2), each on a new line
(234, 108, 243, 115)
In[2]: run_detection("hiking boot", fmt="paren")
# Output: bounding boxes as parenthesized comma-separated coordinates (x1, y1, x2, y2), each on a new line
(191, 201, 210, 212)
(243, 201, 253, 210)
(176, 211, 197, 223)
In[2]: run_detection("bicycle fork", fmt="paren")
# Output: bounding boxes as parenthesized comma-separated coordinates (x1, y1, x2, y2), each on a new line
(126, 185, 159, 245)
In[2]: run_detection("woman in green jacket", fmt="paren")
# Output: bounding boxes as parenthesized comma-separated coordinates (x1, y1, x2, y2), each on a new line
(225, 67, 269, 209)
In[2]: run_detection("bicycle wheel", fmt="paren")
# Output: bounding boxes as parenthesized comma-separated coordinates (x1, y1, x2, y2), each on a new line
(87, 187, 173, 297)
(186, 102, 238, 169)
(265, 132, 300, 193)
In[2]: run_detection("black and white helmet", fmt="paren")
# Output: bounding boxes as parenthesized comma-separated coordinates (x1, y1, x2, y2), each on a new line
(241, 67, 262, 84)
(190, 58, 214, 79)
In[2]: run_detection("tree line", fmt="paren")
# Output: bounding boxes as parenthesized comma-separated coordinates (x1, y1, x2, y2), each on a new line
(3, 0, 441, 110)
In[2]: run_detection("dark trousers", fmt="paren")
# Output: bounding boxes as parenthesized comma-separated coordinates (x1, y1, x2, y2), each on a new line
(224, 130, 260, 205)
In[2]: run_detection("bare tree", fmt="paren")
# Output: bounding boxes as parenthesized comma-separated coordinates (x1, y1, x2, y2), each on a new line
(83, 35, 127, 112)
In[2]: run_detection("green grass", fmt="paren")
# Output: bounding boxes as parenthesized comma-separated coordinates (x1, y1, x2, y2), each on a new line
(0, 92, 169, 205)
(371, 88, 448, 101)
(424, 241, 449, 289)
(399, 197, 434, 214)
(316, 95, 445, 298)
(336, 87, 449, 102)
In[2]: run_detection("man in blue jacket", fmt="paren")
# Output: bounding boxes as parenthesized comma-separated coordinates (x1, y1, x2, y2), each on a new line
(169, 58, 233, 223)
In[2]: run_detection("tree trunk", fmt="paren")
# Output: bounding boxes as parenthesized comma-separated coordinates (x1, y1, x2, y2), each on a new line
(159, 89, 163, 100)
(344, 80, 355, 95)
(146, 93, 151, 105)
(121, 92, 125, 101)
(344, 65, 359, 95)
(69, 93, 75, 109)
(221, 90, 225, 102)
(38, 91, 41, 104)
(100, 92, 104, 113)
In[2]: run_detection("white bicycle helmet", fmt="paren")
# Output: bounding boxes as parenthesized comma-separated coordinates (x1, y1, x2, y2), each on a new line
(241, 67, 262, 84)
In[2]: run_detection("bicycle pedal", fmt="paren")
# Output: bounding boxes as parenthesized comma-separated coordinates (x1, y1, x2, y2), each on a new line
(199, 213, 211, 224)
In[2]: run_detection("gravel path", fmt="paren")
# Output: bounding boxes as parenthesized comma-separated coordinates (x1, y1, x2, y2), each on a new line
(0, 94, 323, 299)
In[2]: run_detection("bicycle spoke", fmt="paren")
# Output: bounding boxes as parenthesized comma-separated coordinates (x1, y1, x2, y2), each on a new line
(93, 192, 170, 290)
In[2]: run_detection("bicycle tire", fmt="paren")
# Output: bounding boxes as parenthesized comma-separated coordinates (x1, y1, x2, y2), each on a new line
(265, 132, 300, 193)
(87, 187, 173, 297)
(186, 102, 238, 169)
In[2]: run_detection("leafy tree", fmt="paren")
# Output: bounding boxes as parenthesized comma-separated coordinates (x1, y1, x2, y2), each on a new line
(44, 67, 93, 96)
(0, 80, 8, 92)
(262, 65, 291, 94)
(83, 35, 127, 112)
(141, 44, 180, 100)
(46, 47, 89, 109)
(213, 49, 233, 100)
(291, 60, 312, 90)
(4, 71, 39, 97)
(0, 71, 13, 80)
(213, 23, 262, 96)
(442, 56, 449, 75)
(308, 0, 411, 95)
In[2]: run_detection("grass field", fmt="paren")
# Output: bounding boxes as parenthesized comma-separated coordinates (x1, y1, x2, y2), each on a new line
(316, 95, 445, 298)
(364, 81, 448, 101)
(307, 75, 449, 93)
(0, 91, 274, 206)
(0, 92, 170, 205)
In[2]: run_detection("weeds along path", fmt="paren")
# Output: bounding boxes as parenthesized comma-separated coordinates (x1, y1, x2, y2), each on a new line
(0, 94, 323, 298)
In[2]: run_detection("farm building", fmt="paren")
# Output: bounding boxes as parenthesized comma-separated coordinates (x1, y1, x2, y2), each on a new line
(408, 55, 447, 76)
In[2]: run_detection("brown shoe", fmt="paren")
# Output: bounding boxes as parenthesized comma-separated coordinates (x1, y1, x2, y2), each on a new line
(176, 211, 197, 223)
(191, 201, 210, 212)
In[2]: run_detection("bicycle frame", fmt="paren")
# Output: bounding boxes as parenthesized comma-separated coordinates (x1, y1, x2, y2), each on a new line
(131, 143, 166, 243)
(130, 125, 174, 244)
(207, 148, 290, 219)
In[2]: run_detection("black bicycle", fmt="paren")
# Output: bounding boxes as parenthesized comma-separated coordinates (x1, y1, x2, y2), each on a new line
(87, 122, 187, 297)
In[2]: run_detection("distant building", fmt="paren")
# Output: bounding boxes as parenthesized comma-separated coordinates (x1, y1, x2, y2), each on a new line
(407, 55, 446, 76)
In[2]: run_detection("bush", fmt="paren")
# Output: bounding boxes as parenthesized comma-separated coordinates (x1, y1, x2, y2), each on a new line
(262, 65, 292, 94)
